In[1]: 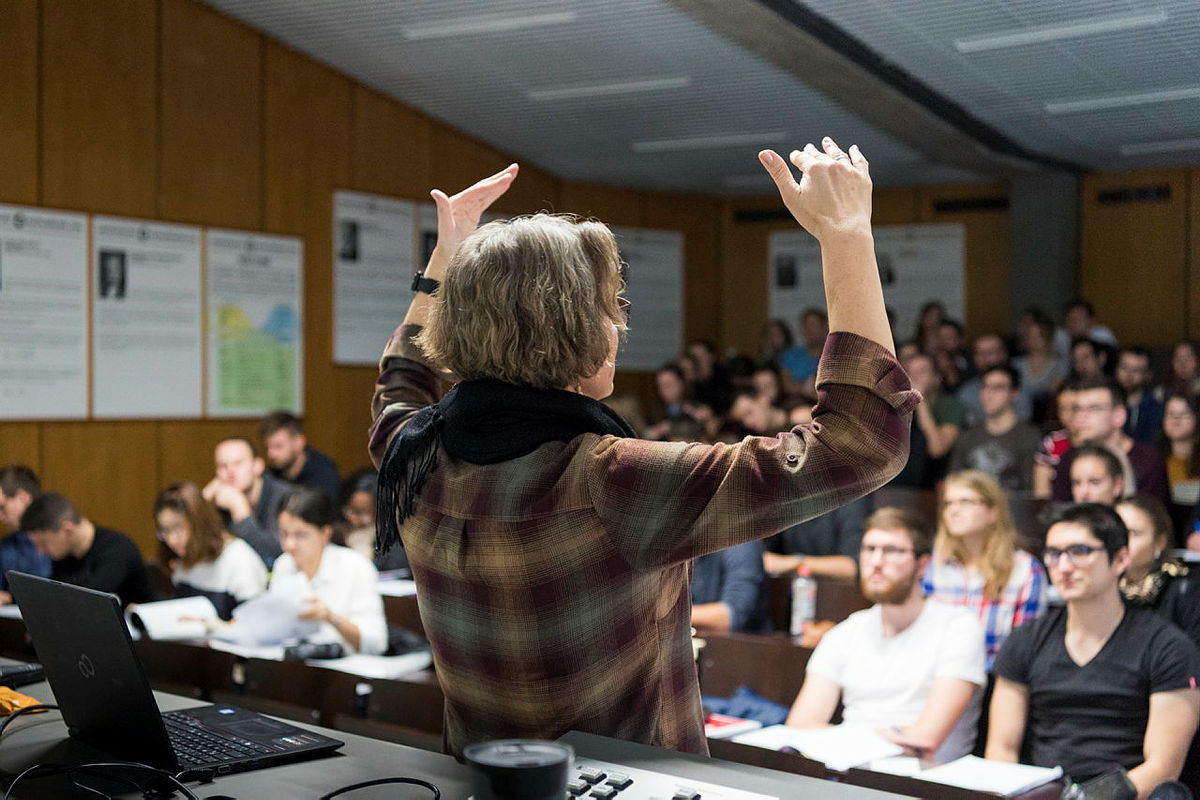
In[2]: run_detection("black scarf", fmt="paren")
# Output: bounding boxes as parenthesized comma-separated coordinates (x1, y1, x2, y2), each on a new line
(375, 379, 636, 555)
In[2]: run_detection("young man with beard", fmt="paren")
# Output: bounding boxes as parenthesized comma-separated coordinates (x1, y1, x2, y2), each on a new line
(785, 507, 986, 762)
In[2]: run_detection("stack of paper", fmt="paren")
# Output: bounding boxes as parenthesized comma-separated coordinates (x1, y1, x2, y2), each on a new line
(918, 755, 1063, 796)
(731, 724, 903, 771)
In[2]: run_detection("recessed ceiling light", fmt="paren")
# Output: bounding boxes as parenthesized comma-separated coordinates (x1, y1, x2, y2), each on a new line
(1120, 137, 1200, 156)
(632, 132, 788, 153)
(527, 77, 690, 102)
(1045, 85, 1200, 114)
(954, 9, 1167, 53)
(402, 11, 576, 41)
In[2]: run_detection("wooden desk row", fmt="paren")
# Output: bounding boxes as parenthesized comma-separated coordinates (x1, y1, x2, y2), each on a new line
(0, 614, 1067, 800)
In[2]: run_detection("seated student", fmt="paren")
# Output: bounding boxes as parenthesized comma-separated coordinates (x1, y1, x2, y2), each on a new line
(1052, 377, 1170, 505)
(786, 507, 986, 763)
(153, 483, 267, 619)
(270, 487, 387, 655)
(338, 467, 407, 573)
(1116, 495, 1200, 644)
(948, 365, 1041, 493)
(987, 504, 1200, 799)
(762, 493, 872, 579)
(690, 540, 767, 634)
(20, 493, 155, 607)
(924, 470, 1046, 669)
(260, 410, 341, 501)
(1070, 441, 1130, 505)
(203, 437, 290, 566)
(0, 465, 52, 604)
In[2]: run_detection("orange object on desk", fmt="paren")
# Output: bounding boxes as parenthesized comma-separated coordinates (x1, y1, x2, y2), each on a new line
(0, 687, 46, 714)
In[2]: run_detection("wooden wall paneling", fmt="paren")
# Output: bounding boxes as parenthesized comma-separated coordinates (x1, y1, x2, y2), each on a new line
(873, 188, 920, 226)
(642, 192, 722, 347)
(497, 161, 561, 217)
(917, 183, 1010, 340)
(159, 0, 262, 227)
(0, 423, 42, 480)
(1191, 169, 1200, 340)
(157, 419, 259, 491)
(263, 42, 365, 472)
(41, 0, 157, 216)
(1080, 169, 1188, 348)
(427, 122, 488, 199)
(351, 87, 431, 200)
(718, 197, 796, 358)
(0, 0, 39, 205)
(42, 421, 160, 555)
(558, 183, 644, 227)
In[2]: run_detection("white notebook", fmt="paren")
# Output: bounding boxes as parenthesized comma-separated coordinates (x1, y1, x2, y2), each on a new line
(918, 755, 1063, 796)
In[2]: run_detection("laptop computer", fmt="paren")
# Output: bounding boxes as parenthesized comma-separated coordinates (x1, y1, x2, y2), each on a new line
(7, 572, 344, 779)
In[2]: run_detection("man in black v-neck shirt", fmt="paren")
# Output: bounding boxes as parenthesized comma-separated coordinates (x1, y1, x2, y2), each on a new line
(19, 493, 155, 607)
(988, 503, 1199, 798)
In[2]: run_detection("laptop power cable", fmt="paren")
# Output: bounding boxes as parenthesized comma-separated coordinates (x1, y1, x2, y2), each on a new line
(319, 776, 441, 799)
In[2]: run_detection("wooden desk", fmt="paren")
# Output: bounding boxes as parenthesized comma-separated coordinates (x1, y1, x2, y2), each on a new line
(382, 592, 426, 638)
(698, 632, 812, 706)
(767, 573, 871, 632)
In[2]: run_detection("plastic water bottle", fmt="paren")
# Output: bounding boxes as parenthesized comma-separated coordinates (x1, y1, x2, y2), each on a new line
(790, 565, 817, 637)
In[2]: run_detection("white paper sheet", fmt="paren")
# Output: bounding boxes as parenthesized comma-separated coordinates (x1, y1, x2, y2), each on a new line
(127, 596, 219, 640)
(0, 204, 88, 419)
(731, 724, 903, 771)
(918, 755, 1063, 796)
(92, 216, 202, 418)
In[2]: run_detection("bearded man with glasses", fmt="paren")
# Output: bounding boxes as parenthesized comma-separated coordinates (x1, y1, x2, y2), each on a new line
(785, 506, 986, 762)
(988, 503, 1200, 799)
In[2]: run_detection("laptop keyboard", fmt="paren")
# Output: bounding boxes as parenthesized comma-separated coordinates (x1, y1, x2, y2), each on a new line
(162, 711, 277, 767)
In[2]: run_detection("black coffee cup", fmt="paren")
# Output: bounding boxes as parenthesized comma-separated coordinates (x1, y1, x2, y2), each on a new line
(463, 740, 573, 800)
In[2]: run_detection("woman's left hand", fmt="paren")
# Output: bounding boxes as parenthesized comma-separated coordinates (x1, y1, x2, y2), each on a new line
(429, 164, 519, 267)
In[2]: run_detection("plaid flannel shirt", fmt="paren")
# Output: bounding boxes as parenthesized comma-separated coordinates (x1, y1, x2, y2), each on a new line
(922, 548, 1047, 669)
(369, 324, 917, 757)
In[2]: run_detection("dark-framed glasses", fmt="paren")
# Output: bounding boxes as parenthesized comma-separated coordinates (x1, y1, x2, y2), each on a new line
(1043, 543, 1104, 566)
(859, 544, 914, 561)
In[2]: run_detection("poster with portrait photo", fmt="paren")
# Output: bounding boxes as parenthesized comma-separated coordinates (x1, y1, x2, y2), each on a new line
(92, 217, 202, 418)
(332, 190, 415, 364)
(768, 223, 965, 342)
(0, 204, 88, 419)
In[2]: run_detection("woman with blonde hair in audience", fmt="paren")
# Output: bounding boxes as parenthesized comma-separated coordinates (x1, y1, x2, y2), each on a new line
(923, 470, 1046, 667)
(153, 482, 267, 619)
(271, 486, 387, 655)
(1116, 495, 1200, 644)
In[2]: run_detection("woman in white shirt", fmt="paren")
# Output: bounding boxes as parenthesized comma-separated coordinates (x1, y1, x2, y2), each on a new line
(271, 487, 387, 655)
(154, 482, 267, 618)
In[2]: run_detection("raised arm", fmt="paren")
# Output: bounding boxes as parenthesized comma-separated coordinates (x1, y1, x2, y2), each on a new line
(369, 165, 519, 466)
(759, 138, 893, 354)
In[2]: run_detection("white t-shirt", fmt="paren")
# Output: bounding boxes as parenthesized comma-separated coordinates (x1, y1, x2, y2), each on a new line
(172, 537, 267, 604)
(805, 599, 987, 762)
(270, 544, 388, 655)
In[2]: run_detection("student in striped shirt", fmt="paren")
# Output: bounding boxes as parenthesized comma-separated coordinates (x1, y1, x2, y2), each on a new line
(923, 470, 1047, 668)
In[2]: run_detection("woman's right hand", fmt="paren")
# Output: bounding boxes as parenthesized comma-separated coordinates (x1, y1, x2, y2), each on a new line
(758, 137, 871, 243)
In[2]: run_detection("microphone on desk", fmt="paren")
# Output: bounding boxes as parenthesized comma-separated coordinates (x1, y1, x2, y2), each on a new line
(464, 740, 573, 800)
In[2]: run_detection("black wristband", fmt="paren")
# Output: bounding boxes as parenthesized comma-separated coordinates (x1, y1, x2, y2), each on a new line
(411, 270, 440, 295)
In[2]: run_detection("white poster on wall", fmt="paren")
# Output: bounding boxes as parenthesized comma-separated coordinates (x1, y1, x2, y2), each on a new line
(768, 223, 965, 340)
(206, 229, 304, 417)
(92, 217, 202, 418)
(612, 226, 684, 370)
(333, 191, 415, 365)
(0, 205, 88, 419)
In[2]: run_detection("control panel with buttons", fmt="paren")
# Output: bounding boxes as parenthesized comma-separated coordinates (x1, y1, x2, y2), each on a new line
(565, 757, 778, 800)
